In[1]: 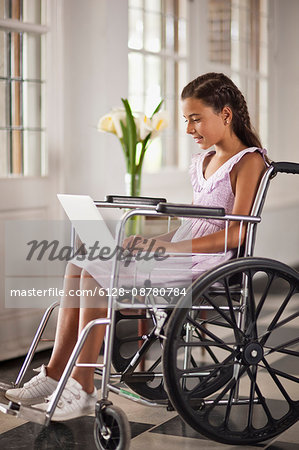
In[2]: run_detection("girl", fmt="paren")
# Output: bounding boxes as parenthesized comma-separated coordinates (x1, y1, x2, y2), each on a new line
(6, 72, 267, 421)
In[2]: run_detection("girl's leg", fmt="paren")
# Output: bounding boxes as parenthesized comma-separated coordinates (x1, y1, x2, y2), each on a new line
(46, 262, 82, 380)
(5, 262, 83, 405)
(70, 269, 107, 394)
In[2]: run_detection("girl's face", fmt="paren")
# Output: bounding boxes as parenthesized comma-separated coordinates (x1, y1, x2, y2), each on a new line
(182, 97, 228, 150)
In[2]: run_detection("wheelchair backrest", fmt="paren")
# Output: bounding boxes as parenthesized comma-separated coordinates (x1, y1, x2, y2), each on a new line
(244, 160, 299, 257)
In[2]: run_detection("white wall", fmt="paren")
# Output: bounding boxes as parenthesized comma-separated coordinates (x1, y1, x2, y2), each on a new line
(61, 0, 129, 207)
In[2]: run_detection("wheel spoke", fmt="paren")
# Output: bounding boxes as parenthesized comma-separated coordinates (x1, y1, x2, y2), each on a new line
(203, 292, 245, 339)
(194, 328, 220, 364)
(246, 365, 257, 429)
(188, 351, 237, 397)
(261, 362, 299, 384)
(273, 311, 299, 330)
(255, 271, 275, 320)
(260, 285, 296, 347)
(261, 357, 293, 405)
(204, 365, 247, 414)
(186, 315, 233, 352)
(223, 381, 237, 428)
(241, 269, 261, 341)
(246, 365, 274, 424)
(265, 336, 299, 357)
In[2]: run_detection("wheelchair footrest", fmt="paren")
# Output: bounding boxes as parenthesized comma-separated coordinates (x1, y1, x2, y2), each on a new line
(0, 401, 47, 425)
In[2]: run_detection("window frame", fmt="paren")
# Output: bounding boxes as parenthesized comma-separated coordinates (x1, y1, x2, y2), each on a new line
(0, 0, 48, 177)
(128, 0, 191, 172)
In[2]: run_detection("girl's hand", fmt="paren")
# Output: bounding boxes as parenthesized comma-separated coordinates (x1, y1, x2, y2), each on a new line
(122, 235, 143, 251)
(122, 235, 173, 255)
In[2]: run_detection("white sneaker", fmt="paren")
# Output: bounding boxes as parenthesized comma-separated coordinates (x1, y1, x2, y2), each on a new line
(5, 365, 58, 406)
(35, 377, 97, 421)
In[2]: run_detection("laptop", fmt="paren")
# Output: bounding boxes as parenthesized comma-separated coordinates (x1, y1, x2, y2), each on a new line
(57, 194, 116, 251)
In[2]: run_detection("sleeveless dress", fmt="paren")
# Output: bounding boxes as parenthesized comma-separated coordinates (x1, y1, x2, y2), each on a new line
(71, 147, 267, 289)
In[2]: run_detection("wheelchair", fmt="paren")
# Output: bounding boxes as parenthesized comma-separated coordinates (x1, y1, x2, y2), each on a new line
(1, 161, 299, 449)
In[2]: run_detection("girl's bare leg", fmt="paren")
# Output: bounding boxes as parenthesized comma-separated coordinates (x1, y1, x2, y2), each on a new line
(46, 264, 107, 393)
(71, 269, 107, 394)
(46, 263, 82, 381)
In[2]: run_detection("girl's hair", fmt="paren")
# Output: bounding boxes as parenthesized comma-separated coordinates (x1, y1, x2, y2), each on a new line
(181, 72, 262, 149)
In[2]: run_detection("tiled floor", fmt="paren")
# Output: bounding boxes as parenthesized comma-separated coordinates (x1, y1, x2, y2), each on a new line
(0, 289, 299, 450)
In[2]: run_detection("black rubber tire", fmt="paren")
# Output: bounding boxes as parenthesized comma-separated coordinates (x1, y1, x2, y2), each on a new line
(112, 310, 167, 400)
(163, 257, 299, 445)
(94, 404, 131, 450)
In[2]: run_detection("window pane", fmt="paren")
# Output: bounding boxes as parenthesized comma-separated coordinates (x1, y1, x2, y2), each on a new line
(143, 137, 162, 172)
(178, 60, 187, 94)
(165, 15, 174, 52)
(165, 0, 174, 15)
(23, 0, 41, 24)
(259, 78, 268, 146)
(144, 11, 161, 52)
(23, 130, 44, 176)
(208, 0, 231, 65)
(178, 18, 187, 55)
(11, 80, 21, 126)
(129, 0, 143, 8)
(0, 31, 7, 77)
(145, 0, 161, 13)
(23, 33, 42, 79)
(128, 0, 189, 171)
(23, 81, 42, 128)
(0, 0, 6, 19)
(145, 55, 161, 115)
(11, 129, 22, 174)
(178, 0, 188, 20)
(128, 8, 143, 50)
(165, 60, 174, 98)
(0, 80, 7, 127)
(128, 52, 144, 98)
(128, 95, 144, 113)
(0, 130, 8, 176)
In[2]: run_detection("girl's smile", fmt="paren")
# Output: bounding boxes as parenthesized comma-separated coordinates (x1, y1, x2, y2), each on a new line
(182, 97, 229, 151)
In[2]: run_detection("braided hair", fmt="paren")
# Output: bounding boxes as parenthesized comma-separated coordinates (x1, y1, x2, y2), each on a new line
(181, 73, 262, 149)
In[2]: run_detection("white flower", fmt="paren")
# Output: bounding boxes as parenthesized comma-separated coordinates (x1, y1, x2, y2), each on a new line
(134, 113, 152, 141)
(98, 108, 169, 142)
(97, 109, 127, 138)
(149, 111, 170, 139)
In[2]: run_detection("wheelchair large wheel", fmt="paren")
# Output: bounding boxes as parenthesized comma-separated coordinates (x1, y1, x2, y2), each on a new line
(163, 257, 299, 445)
(112, 310, 168, 401)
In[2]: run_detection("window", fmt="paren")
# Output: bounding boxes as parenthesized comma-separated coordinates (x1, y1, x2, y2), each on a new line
(208, 0, 269, 147)
(0, 0, 47, 177)
(128, 0, 189, 172)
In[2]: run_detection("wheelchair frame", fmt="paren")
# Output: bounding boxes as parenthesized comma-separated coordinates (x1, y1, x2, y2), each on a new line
(1, 161, 299, 449)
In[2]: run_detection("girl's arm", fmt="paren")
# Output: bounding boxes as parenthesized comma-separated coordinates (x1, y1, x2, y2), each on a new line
(135, 152, 266, 254)
(151, 228, 179, 242)
(170, 151, 266, 253)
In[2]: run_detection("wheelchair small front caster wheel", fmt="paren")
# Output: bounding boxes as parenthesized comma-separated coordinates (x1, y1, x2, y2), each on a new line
(94, 403, 131, 450)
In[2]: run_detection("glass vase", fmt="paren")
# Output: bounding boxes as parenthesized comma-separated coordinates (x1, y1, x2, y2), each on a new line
(125, 172, 142, 236)
(125, 172, 141, 197)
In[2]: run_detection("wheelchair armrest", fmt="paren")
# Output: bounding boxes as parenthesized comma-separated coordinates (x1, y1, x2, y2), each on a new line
(156, 202, 225, 218)
(105, 195, 167, 206)
(271, 161, 299, 175)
